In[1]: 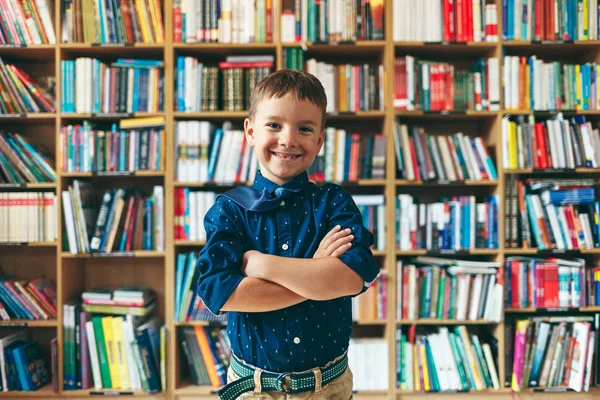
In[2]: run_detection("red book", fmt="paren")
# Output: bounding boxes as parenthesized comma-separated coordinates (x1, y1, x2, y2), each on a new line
(266, 0, 273, 42)
(534, 123, 547, 168)
(125, 195, 141, 250)
(409, 137, 420, 181)
(443, 0, 453, 41)
(534, 0, 542, 41)
(535, 263, 545, 306)
(465, 0, 473, 41)
(455, 0, 464, 41)
(401, 268, 409, 319)
(218, 61, 274, 69)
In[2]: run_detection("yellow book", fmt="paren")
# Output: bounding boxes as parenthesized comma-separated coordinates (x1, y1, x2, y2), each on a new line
(456, 326, 484, 391)
(152, 0, 164, 43)
(339, 66, 347, 112)
(119, 116, 165, 130)
(103, 193, 125, 253)
(576, 64, 582, 110)
(419, 342, 431, 391)
(145, 0, 161, 43)
(135, 0, 151, 43)
(112, 317, 130, 390)
(508, 121, 517, 169)
(102, 316, 121, 389)
(413, 344, 420, 391)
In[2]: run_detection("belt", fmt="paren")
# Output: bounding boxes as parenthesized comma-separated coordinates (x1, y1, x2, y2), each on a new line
(218, 354, 348, 400)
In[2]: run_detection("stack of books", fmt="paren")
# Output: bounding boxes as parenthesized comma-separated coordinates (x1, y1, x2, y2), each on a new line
(0, 192, 57, 243)
(504, 177, 598, 250)
(397, 257, 503, 323)
(503, 57, 599, 111)
(393, 0, 498, 42)
(82, 286, 156, 317)
(396, 325, 500, 392)
(280, 0, 385, 43)
(506, 257, 585, 310)
(0, 58, 55, 114)
(394, 56, 500, 112)
(63, 298, 164, 393)
(396, 194, 500, 251)
(174, 0, 274, 43)
(509, 317, 597, 392)
(179, 325, 230, 386)
(349, 337, 388, 390)
(0, 132, 56, 184)
(394, 124, 497, 182)
(175, 55, 273, 112)
(62, 180, 165, 254)
(59, 119, 165, 174)
(61, 58, 164, 114)
(0, 0, 55, 45)
(503, 114, 600, 170)
(0, 275, 56, 321)
(0, 331, 51, 392)
(62, 0, 164, 44)
(306, 60, 384, 113)
(503, 1, 600, 41)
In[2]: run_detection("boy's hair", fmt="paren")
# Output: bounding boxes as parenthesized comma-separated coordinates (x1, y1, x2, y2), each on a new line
(249, 70, 327, 128)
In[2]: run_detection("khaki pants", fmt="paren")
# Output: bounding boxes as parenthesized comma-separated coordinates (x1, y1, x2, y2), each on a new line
(226, 353, 354, 400)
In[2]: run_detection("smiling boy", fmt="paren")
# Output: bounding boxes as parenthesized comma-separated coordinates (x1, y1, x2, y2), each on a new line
(196, 70, 380, 400)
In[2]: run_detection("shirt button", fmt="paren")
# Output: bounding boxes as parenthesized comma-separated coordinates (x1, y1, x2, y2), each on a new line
(293, 337, 301, 344)
(280, 200, 285, 206)
(282, 243, 289, 250)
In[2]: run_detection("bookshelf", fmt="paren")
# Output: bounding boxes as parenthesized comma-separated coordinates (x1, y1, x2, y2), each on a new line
(3, 0, 600, 399)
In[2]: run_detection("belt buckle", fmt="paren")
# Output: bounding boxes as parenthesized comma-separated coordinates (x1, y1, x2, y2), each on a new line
(275, 372, 292, 393)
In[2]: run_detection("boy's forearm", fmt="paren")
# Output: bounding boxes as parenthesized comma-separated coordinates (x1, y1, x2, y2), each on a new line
(221, 277, 307, 313)
(248, 254, 363, 300)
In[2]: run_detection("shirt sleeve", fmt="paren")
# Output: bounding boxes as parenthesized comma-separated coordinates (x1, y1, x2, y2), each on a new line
(325, 185, 380, 296)
(196, 196, 246, 315)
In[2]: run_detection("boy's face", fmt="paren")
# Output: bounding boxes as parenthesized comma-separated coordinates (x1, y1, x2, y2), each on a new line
(244, 93, 325, 186)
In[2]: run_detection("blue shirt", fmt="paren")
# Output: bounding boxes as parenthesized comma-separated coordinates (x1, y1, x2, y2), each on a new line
(196, 171, 380, 373)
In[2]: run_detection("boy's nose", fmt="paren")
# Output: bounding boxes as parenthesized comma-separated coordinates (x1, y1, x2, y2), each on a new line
(278, 130, 297, 147)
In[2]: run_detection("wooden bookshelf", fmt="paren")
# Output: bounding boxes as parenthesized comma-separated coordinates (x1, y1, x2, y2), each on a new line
(2, 0, 600, 399)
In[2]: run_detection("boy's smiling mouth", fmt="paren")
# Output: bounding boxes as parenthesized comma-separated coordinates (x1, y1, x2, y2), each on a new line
(271, 151, 302, 160)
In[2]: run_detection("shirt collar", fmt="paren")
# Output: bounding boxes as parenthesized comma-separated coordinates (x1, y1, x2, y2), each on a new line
(252, 170, 311, 195)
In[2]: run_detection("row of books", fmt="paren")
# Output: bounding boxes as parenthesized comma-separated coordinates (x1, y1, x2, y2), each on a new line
(62, 181, 165, 254)
(0, 58, 55, 114)
(175, 121, 257, 184)
(62, 0, 164, 44)
(506, 257, 584, 310)
(175, 55, 272, 112)
(0, 274, 56, 321)
(352, 271, 388, 321)
(0, 0, 55, 45)
(352, 195, 386, 251)
(396, 195, 500, 251)
(0, 192, 57, 243)
(393, 0, 499, 43)
(61, 58, 164, 114)
(0, 331, 51, 392)
(503, 115, 600, 170)
(504, 56, 600, 111)
(306, 60, 384, 113)
(81, 286, 157, 317)
(179, 326, 230, 387)
(396, 325, 499, 392)
(503, 0, 600, 42)
(393, 56, 501, 112)
(393, 124, 497, 182)
(348, 338, 388, 391)
(505, 177, 598, 250)
(282, 47, 305, 71)
(174, 190, 213, 242)
(280, 0, 385, 43)
(174, 0, 273, 43)
(0, 132, 56, 184)
(509, 317, 597, 392)
(59, 122, 165, 173)
(397, 258, 503, 323)
(62, 301, 164, 392)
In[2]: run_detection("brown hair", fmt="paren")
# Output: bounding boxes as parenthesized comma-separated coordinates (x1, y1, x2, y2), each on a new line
(248, 69, 327, 128)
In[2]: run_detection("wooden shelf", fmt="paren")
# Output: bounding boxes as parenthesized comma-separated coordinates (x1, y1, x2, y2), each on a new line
(504, 248, 600, 255)
(60, 389, 159, 397)
(61, 43, 165, 49)
(174, 240, 206, 247)
(61, 251, 165, 258)
(395, 179, 498, 186)
(0, 384, 56, 396)
(175, 385, 218, 396)
(506, 306, 600, 313)
(396, 249, 499, 256)
(174, 42, 276, 49)
(0, 320, 58, 327)
(60, 171, 165, 178)
(504, 168, 600, 174)
(60, 112, 166, 119)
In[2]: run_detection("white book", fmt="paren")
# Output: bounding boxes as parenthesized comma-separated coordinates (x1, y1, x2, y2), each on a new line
(35, 0, 56, 44)
(583, 332, 595, 391)
(569, 322, 590, 391)
(122, 316, 142, 390)
(153, 186, 164, 251)
(468, 274, 483, 320)
(62, 191, 78, 254)
(483, 343, 500, 389)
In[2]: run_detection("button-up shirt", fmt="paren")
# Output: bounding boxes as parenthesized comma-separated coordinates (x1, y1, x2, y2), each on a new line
(196, 171, 380, 372)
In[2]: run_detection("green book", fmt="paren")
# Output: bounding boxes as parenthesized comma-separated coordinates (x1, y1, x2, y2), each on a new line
(92, 316, 112, 388)
(436, 271, 446, 319)
(424, 338, 440, 391)
(447, 332, 470, 391)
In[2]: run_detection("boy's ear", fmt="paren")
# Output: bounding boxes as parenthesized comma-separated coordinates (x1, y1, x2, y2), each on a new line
(244, 118, 256, 146)
(316, 128, 326, 151)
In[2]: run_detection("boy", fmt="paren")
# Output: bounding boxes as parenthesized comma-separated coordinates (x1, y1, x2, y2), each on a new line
(196, 70, 380, 399)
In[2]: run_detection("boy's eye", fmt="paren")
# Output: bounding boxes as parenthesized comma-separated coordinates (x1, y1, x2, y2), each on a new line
(299, 127, 313, 133)
(266, 123, 281, 129)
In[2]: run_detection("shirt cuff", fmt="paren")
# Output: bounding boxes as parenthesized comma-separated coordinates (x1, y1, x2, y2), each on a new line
(197, 273, 245, 316)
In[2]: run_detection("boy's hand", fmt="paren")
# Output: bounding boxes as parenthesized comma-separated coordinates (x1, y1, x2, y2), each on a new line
(313, 225, 353, 258)
(242, 250, 264, 278)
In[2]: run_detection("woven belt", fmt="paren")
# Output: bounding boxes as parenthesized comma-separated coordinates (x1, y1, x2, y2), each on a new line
(218, 354, 348, 400)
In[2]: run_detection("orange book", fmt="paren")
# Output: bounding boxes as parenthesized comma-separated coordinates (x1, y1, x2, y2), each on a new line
(193, 326, 220, 386)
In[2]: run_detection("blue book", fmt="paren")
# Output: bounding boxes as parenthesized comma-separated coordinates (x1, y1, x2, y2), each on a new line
(176, 57, 185, 111)
(114, 59, 164, 68)
(529, 322, 551, 386)
(0, 280, 30, 319)
(502, 0, 508, 40)
(143, 198, 153, 250)
(207, 129, 223, 181)
(135, 326, 161, 392)
(132, 68, 140, 112)
(12, 341, 50, 391)
(175, 253, 186, 321)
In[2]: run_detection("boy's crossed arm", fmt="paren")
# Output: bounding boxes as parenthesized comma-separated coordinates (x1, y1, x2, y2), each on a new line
(221, 225, 355, 312)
